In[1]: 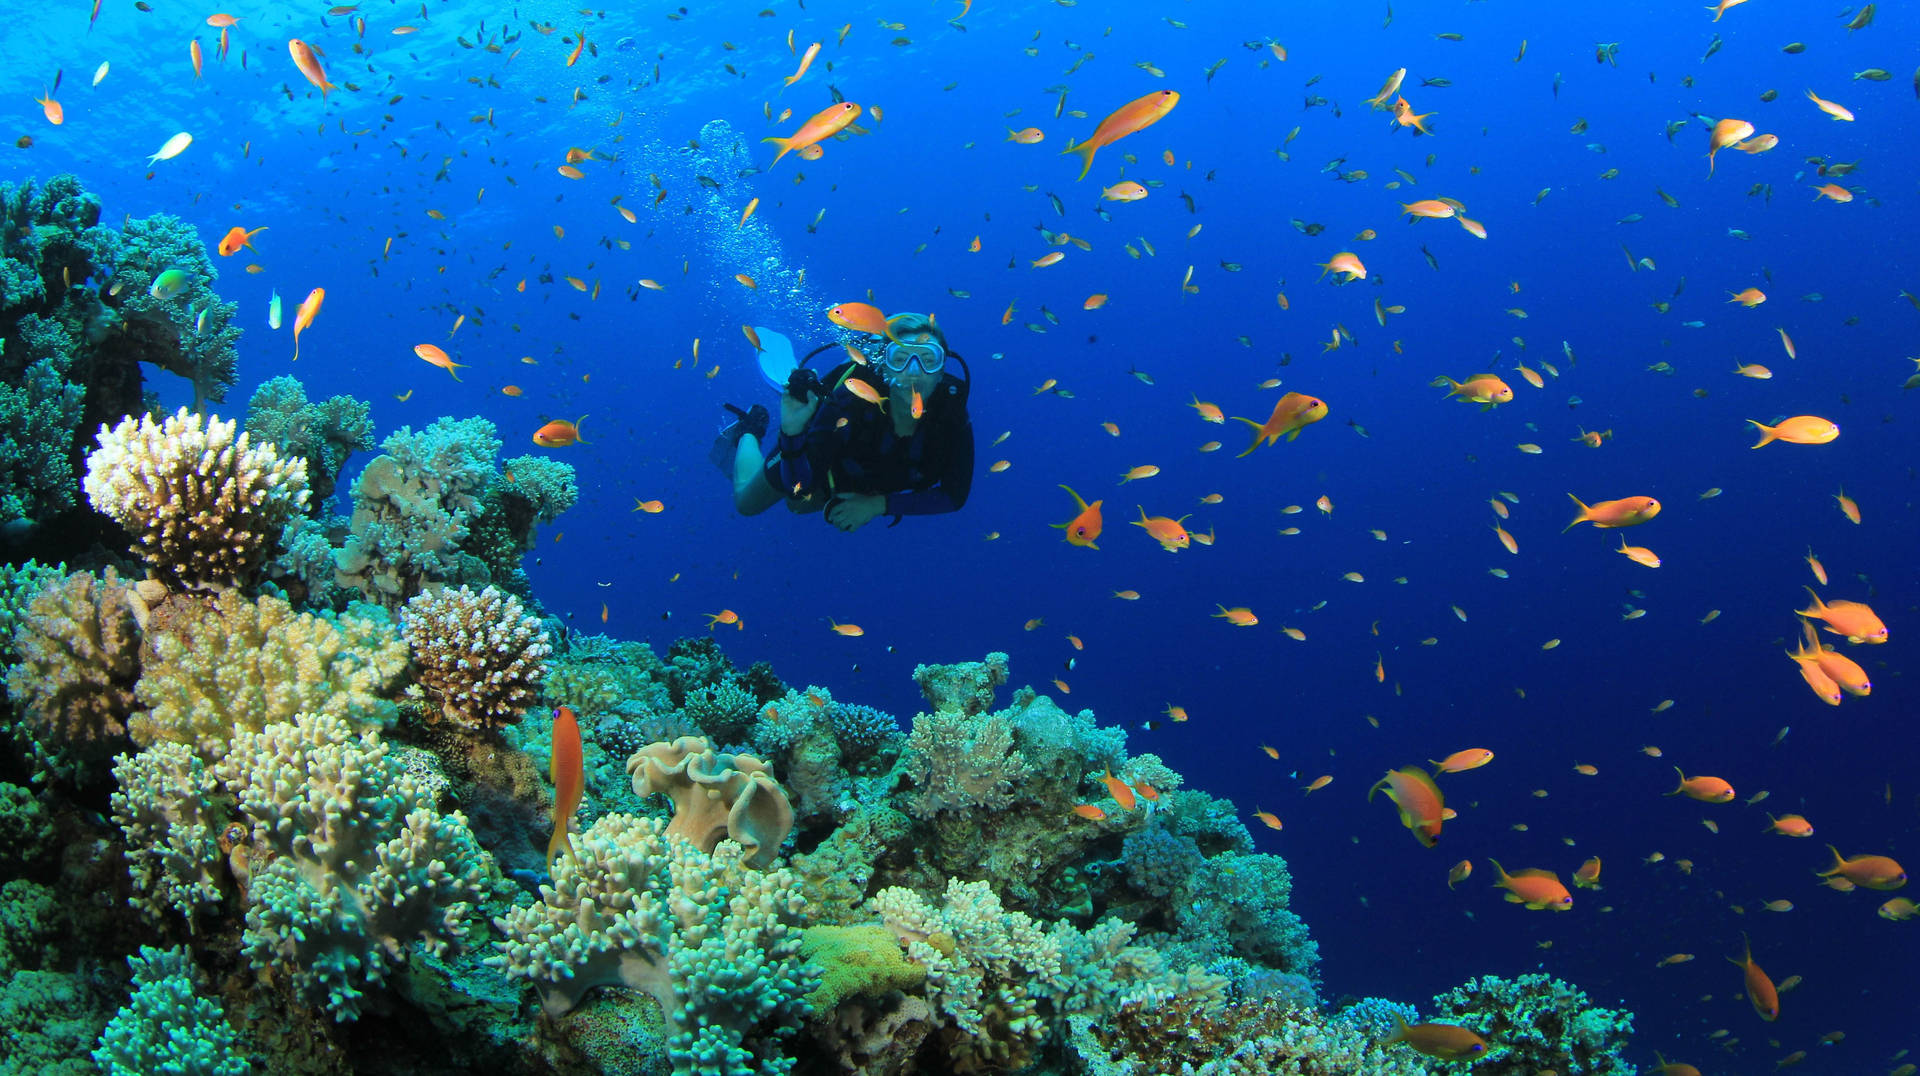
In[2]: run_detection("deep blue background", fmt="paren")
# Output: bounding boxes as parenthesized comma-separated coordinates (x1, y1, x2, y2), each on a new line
(8, 0, 1918, 1070)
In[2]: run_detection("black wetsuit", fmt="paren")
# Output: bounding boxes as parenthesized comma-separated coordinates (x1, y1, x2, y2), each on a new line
(771, 362, 974, 523)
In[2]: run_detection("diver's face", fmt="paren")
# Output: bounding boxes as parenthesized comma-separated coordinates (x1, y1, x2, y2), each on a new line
(886, 331, 943, 400)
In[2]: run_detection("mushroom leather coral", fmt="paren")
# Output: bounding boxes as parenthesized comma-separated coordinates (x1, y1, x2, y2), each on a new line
(628, 736, 795, 869)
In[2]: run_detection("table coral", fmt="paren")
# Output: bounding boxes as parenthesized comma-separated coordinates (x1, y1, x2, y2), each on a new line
(91, 945, 251, 1076)
(403, 584, 552, 731)
(131, 590, 406, 759)
(628, 736, 794, 869)
(4, 566, 141, 782)
(487, 813, 815, 1075)
(83, 407, 309, 592)
(213, 711, 488, 1022)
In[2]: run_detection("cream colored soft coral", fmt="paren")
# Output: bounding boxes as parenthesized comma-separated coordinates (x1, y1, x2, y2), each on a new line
(84, 406, 309, 591)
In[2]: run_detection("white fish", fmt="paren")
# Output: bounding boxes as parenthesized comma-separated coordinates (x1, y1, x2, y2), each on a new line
(268, 289, 282, 330)
(147, 131, 192, 166)
(92, 62, 109, 87)
(194, 307, 207, 333)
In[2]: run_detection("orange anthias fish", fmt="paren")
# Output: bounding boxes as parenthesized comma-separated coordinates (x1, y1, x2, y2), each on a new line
(1706, 117, 1754, 175)
(1098, 768, 1137, 810)
(1062, 89, 1180, 180)
(1819, 846, 1907, 890)
(1437, 373, 1514, 408)
(1746, 415, 1838, 448)
(288, 39, 335, 96)
(1765, 813, 1814, 838)
(290, 287, 324, 361)
(1729, 933, 1780, 1020)
(1369, 766, 1445, 847)
(533, 415, 589, 447)
(1131, 507, 1191, 552)
(1231, 392, 1328, 456)
(1667, 767, 1735, 803)
(1430, 748, 1494, 774)
(1791, 619, 1871, 696)
(1051, 484, 1103, 548)
(764, 101, 861, 166)
(413, 343, 468, 380)
(706, 609, 743, 630)
(1798, 586, 1889, 644)
(826, 300, 901, 342)
(547, 706, 584, 866)
(216, 225, 267, 256)
(1563, 493, 1660, 532)
(1489, 860, 1574, 911)
(1382, 1016, 1488, 1062)
(1573, 856, 1603, 889)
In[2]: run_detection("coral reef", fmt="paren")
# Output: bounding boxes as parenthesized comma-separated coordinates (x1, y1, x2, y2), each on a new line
(131, 589, 407, 759)
(213, 711, 489, 1021)
(1426, 973, 1635, 1075)
(244, 375, 374, 509)
(84, 407, 309, 591)
(108, 742, 225, 925)
(92, 945, 251, 1076)
(628, 736, 795, 869)
(487, 813, 815, 1073)
(402, 584, 552, 731)
(4, 566, 141, 782)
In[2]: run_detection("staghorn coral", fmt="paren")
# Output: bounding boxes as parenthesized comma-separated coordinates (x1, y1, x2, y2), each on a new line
(402, 584, 551, 731)
(92, 945, 251, 1076)
(84, 407, 309, 591)
(486, 813, 815, 1074)
(5, 566, 141, 782)
(213, 711, 488, 1022)
(1426, 973, 1634, 1076)
(628, 736, 794, 869)
(244, 375, 374, 509)
(108, 742, 226, 926)
(131, 590, 407, 759)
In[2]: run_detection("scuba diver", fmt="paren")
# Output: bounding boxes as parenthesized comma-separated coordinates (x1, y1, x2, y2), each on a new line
(712, 311, 974, 532)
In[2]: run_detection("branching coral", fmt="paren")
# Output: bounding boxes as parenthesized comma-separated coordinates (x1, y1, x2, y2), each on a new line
(244, 375, 374, 509)
(5, 566, 141, 782)
(1426, 973, 1635, 1076)
(0, 355, 86, 524)
(108, 742, 226, 926)
(912, 652, 1009, 716)
(628, 736, 795, 869)
(402, 584, 551, 731)
(84, 407, 309, 591)
(92, 945, 250, 1076)
(213, 711, 487, 1021)
(898, 706, 1030, 821)
(487, 813, 815, 1074)
(131, 590, 406, 759)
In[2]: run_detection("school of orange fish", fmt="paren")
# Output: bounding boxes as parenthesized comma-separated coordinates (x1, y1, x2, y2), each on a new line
(23, 0, 1917, 1067)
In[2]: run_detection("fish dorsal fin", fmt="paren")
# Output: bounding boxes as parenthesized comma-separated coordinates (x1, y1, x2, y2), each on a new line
(1511, 868, 1561, 881)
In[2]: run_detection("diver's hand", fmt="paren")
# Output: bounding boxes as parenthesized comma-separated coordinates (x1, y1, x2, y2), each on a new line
(826, 492, 886, 532)
(779, 391, 820, 436)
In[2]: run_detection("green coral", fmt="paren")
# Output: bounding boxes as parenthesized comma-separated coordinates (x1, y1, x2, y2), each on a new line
(0, 969, 110, 1076)
(0, 558, 66, 664)
(1427, 972, 1634, 1075)
(798, 924, 927, 1012)
(131, 590, 406, 759)
(0, 354, 85, 522)
(244, 375, 374, 508)
(92, 945, 251, 1076)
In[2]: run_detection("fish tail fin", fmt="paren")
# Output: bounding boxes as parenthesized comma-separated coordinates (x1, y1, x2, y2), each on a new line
(1062, 138, 1097, 181)
(574, 414, 589, 444)
(1822, 843, 1844, 874)
(1486, 858, 1508, 883)
(1798, 585, 1826, 617)
(1746, 418, 1776, 448)
(1058, 484, 1089, 511)
(1379, 1013, 1410, 1047)
(761, 136, 793, 164)
(1667, 766, 1686, 795)
(546, 822, 573, 868)
(1562, 492, 1590, 532)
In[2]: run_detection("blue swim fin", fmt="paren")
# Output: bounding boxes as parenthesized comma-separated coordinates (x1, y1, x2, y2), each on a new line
(754, 326, 797, 392)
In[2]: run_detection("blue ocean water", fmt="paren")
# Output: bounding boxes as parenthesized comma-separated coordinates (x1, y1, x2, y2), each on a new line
(6, 0, 1917, 1070)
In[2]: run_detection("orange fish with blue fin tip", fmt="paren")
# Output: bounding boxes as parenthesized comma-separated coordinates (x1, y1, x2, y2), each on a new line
(1488, 859, 1574, 910)
(1790, 619, 1871, 695)
(1729, 933, 1779, 1020)
(216, 225, 267, 256)
(1380, 1016, 1489, 1061)
(1746, 414, 1838, 447)
(1230, 392, 1327, 456)
(1051, 485, 1103, 548)
(1368, 766, 1445, 847)
(546, 706, 583, 866)
(1131, 507, 1190, 552)
(1818, 846, 1907, 890)
(533, 415, 588, 447)
(1062, 89, 1180, 180)
(1797, 586, 1887, 644)
(1563, 493, 1660, 532)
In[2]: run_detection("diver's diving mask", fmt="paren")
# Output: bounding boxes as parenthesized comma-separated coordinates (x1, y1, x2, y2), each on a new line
(881, 335, 946, 377)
